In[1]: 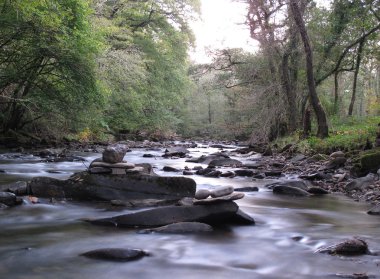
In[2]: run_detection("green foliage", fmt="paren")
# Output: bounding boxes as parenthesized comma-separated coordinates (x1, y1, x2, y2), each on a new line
(0, 0, 104, 136)
(276, 116, 380, 154)
(96, 0, 199, 135)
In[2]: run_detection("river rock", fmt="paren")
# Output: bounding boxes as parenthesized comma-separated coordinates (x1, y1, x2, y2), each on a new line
(89, 202, 239, 227)
(220, 171, 235, 178)
(163, 166, 180, 172)
(345, 174, 375, 192)
(138, 222, 213, 234)
(28, 171, 196, 201)
(316, 238, 369, 256)
(299, 172, 332, 180)
(3, 181, 28, 196)
(102, 144, 128, 164)
(195, 189, 211, 200)
(307, 186, 329, 195)
(330, 151, 345, 158)
(234, 186, 259, 192)
(163, 147, 189, 158)
(267, 180, 309, 191)
(273, 185, 310, 197)
(367, 204, 380, 215)
(210, 186, 234, 198)
(183, 170, 194, 175)
(264, 170, 282, 177)
(204, 170, 222, 178)
(90, 160, 135, 169)
(0, 192, 18, 206)
(0, 203, 8, 209)
(81, 248, 149, 262)
(186, 154, 230, 164)
(143, 154, 155, 158)
(323, 157, 347, 170)
(193, 192, 244, 205)
(227, 209, 255, 225)
(234, 169, 254, 177)
(209, 158, 242, 167)
(196, 167, 215, 175)
(89, 167, 112, 174)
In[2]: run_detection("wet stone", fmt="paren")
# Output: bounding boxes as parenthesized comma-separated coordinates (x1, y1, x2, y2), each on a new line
(316, 238, 369, 256)
(210, 186, 234, 198)
(367, 204, 380, 215)
(183, 170, 194, 175)
(6, 181, 28, 196)
(102, 144, 129, 164)
(234, 169, 254, 177)
(81, 248, 149, 262)
(307, 186, 329, 195)
(195, 189, 211, 200)
(138, 222, 213, 234)
(89, 167, 112, 174)
(273, 185, 310, 197)
(163, 166, 180, 172)
(204, 170, 222, 178)
(193, 192, 244, 205)
(234, 186, 259, 192)
(0, 192, 17, 206)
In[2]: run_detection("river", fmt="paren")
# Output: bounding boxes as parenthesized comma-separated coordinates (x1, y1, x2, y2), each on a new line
(0, 144, 379, 279)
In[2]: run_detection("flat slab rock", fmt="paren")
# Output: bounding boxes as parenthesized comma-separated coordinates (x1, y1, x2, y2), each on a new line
(88, 202, 239, 228)
(81, 248, 149, 262)
(28, 171, 196, 201)
(193, 192, 245, 205)
(90, 161, 135, 169)
(138, 222, 213, 234)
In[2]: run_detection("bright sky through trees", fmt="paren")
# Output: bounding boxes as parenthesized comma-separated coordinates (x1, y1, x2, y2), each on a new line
(189, 0, 257, 63)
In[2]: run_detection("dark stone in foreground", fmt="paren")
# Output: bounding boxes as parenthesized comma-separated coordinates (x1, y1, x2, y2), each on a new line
(367, 204, 380, 215)
(316, 238, 369, 256)
(89, 202, 239, 228)
(138, 222, 213, 234)
(307, 186, 329, 195)
(0, 192, 18, 206)
(81, 248, 149, 262)
(28, 171, 196, 202)
(234, 186, 259, 192)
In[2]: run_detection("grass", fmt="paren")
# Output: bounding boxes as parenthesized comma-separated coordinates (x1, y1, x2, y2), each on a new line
(275, 116, 380, 154)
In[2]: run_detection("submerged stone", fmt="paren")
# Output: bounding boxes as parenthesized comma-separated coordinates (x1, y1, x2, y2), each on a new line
(138, 222, 213, 234)
(81, 248, 149, 262)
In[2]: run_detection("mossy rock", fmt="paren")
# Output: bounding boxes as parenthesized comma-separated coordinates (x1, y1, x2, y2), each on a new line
(352, 148, 380, 176)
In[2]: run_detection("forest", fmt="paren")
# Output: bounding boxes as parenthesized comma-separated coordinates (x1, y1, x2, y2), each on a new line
(0, 0, 379, 149)
(2, 1, 380, 278)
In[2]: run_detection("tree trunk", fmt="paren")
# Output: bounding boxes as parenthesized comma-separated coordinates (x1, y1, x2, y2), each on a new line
(289, 0, 328, 138)
(348, 38, 365, 116)
(333, 71, 339, 115)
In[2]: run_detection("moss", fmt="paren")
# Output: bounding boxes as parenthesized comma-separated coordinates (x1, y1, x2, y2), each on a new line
(352, 148, 380, 176)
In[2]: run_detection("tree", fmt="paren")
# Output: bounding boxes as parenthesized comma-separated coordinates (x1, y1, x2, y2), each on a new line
(0, 0, 102, 135)
(289, 0, 329, 138)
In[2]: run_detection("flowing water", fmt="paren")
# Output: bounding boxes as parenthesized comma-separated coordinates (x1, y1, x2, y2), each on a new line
(0, 145, 379, 279)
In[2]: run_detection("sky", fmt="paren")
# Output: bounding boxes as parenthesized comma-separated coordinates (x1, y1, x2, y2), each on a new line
(189, 0, 258, 63)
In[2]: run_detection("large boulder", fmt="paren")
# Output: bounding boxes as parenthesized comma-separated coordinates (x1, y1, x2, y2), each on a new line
(88, 202, 239, 227)
(102, 144, 128, 164)
(28, 171, 196, 202)
(185, 153, 230, 164)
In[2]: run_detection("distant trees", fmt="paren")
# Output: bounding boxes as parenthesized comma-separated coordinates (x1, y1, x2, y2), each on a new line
(184, 0, 379, 142)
